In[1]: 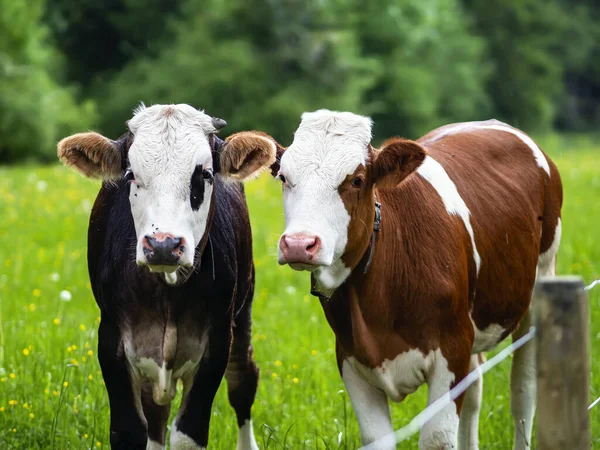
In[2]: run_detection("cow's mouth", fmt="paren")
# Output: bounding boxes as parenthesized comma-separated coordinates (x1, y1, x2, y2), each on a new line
(287, 262, 320, 272)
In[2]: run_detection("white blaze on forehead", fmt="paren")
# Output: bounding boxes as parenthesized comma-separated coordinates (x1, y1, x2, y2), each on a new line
(283, 109, 373, 185)
(128, 104, 216, 178)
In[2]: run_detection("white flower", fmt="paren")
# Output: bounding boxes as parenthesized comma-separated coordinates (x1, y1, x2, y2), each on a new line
(81, 199, 92, 212)
(59, 290, 72, 302)
(285, 286, 297, 295)
(49, 273, 60, 282)
(36, 180, 48, 192)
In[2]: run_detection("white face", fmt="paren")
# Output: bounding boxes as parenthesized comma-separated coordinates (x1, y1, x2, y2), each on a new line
(126, 104, 217, 274)
(277, 110, 372, 288)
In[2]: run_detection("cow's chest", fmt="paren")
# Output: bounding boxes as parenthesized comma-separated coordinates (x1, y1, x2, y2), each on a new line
(122, 318, 209, 405)
(347, 349, 435, 402)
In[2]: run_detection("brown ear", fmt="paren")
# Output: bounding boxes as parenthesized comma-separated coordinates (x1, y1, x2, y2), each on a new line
(220, 131, 284, 180)
(372, 138, 427, 189)
(57, 132, 122, 180)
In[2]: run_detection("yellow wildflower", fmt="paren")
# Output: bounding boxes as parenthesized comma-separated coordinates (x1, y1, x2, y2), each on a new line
(271, 373, 277, 379)
(82, 356, 87, 363)
(53, 318, 61, 325)
(275, 360, 282, 367)
(87, 350, 93, 356)
(22, 403, 28, 408)
(293, 377, 299, 384)
(0, 407, 4, 412)
(28, 304, 36, 312)
(84, 434, 88, 439)
(9, 373, 15, 379)
(53, 391, 59, 396)
(79, 324, 86, 331)
(311, 350, 317, 356)
(8, 400, 17, 406)
(29, 413, 34, 419)
(12, 428, 16, 433)
(96, 441, 101, 447)
(292, 364, 298, 370)
(71, 359, 79, 366)
(85, 342, 90, 349)
(32, 289, 41, 297)
(44, 388, 49, 394)
(1, 377, 6, 382)
(72, 345, 77, 350)
(23, 348, 30, 356)
(63, 381, 69, 388)
(88, 374, 93, 381)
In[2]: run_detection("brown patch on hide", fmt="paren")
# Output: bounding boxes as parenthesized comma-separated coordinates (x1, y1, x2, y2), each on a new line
(57, 132, 122, 180)
(221, 131, 279, 180)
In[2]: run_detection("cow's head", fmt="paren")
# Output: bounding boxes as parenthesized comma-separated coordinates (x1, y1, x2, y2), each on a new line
(225, 110, 426, 291)
(58, 104, 276, 283)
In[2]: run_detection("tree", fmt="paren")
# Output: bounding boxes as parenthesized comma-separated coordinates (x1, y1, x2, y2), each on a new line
(0, 0, 95, 162)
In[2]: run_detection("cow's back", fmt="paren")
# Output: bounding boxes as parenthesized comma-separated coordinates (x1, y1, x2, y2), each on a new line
(418, 120, 562, 346)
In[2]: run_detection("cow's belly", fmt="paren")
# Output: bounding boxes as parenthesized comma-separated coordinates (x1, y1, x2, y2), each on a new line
(123, 323, 209, 405)
(347, 349, 435, 402)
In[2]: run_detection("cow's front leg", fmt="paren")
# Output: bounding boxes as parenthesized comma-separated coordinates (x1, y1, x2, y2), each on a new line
(170, 323, 233, 449)
(420, 349, 470, 450)
(340, 358, 395, 449)
(98, 319, 147, 450)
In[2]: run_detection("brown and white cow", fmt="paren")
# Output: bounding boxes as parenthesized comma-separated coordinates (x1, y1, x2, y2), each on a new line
(58, 104, 277, 450)
(226, 111, 563, 449)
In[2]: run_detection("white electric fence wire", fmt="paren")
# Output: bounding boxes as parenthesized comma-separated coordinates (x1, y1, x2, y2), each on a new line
(589, 396, 600, 411)
(359, 327, 537, 449)
(585, 278, 600, 291)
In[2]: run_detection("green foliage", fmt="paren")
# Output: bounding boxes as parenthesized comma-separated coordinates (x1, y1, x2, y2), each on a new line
(0, 0, 95, 163)
(1, 0, 599, 161)
(462, 0, 597, 131)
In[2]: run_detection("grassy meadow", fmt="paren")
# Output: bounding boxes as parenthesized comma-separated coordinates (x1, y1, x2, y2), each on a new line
(0, 134, 598, 449)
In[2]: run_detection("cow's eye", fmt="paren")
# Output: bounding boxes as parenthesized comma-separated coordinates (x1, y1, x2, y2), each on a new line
(124, 168, 135, 182)
(351, 177, 363, 188)
(278, 173, 287, 184)
(202, 168, 214, 184)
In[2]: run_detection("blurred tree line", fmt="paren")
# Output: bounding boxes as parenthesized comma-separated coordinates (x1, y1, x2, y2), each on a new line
(1, 0, 598, 162)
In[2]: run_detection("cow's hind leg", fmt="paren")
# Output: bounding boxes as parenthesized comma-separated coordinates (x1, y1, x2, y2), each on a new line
(142, 384, 171, 449)
(511, 221, 560, 450)
(98, 320, 147, 450)
(458, 354, 483, 450)
(225, 298, 260, 450)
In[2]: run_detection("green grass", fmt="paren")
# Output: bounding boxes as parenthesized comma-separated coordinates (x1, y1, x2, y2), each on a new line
(0, 134, 598, 449)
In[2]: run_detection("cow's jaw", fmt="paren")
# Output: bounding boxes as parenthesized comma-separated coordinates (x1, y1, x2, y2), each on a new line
(126, 104, 217, 282)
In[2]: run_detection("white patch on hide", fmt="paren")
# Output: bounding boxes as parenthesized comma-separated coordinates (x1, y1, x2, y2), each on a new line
(237, 420, 259, 450)
(417, 156, 481, 274)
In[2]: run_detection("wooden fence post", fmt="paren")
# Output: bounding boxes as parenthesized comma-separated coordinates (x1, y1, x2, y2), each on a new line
(535, 275, 590, 450)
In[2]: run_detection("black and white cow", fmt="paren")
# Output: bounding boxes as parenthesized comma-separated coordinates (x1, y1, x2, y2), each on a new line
(58, 104, 277, 449)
